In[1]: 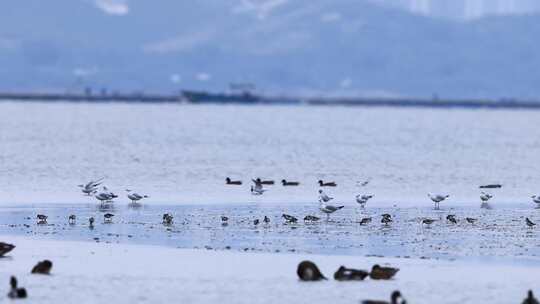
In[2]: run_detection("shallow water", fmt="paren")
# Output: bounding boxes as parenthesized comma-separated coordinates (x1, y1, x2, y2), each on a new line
(2, 203, 540, 264)
(0, 102, 540, 205)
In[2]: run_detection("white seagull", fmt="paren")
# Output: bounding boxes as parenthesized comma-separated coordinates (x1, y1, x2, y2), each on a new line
(78, 177, 104, 196)
(319, 201, 344, 220)
(532, 195, 540, 208)
(355, 194, 373, 208)
(318, 190, 333, 203)
(480, 192, 493, 202)
(126, 189, 148, 204)
(428, 193, 449, 210)
(251, 184, 266, 195)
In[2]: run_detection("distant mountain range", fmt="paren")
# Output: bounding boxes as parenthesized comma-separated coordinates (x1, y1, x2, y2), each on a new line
(0, 0, 539, 99)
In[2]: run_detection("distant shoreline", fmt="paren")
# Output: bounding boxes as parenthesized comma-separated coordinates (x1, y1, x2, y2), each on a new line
(1, 91, 540, 109)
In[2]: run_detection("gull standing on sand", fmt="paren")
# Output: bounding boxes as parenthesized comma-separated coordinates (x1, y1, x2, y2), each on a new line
(428, 193, 449, 210)
(356, 194, 373, 208)
(318, 190, 333, 203)
(480, 192, 493, 209)
(251, 184, 266, 195)
(319, 201, 344, 220)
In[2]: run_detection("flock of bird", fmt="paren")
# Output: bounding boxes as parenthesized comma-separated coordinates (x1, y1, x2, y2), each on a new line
(78, 178, 148, 205)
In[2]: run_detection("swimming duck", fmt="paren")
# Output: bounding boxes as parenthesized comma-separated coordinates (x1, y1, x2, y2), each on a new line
(7, 276, 27, 299)
(297, 261, 327, 281)
(333, 266, 369, 281)
(369, 264, 399, 280)
(532, 196, 540, 208)
(359, 217, 372, 225)
(282, 180, 300, 186)
(362, 290, 405, 304)
(522, 290, 539, 304)
(31, 260, 53, 275)
(252, 178, 274, 185)
(479, 184, 502, 189)
(225, 177, 242, 185)
(0, 242, 15, 257)
(283, 214, 298, 223)
(318, 180, 337, 187)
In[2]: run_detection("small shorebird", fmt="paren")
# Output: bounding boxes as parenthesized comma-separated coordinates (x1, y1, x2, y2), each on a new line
(31, 260, 53, 275)
(532, 196, 540, 208)
(103, 213, 114, 223)
(362, 290, 404, 304)
(0, 242, 15, 257)
(446, 214, 458, 224)
(163, 213, 173, 225)
(89, 217, 95, 228)
(381, 214, 393, 226)
(281, 179, 300, 186)
(466, 217, 477, 224)
(334, 266, 369, 281)
(422, 218, 436, 227)
(126, 190, 148, 204)
(319, 202, 344, 220)
(318, 190, 333, 203)
(7, 276, 27, 299)
(369, 264, 399, 280)
(428, 193, 449, 210)
(297, 260, 327, 281)
(225, 177, 242, 185)
(68, 215, 76, 225)
(522, 290, 539, 304)
(318, 180, 337, 187)
(282, 214, 298, 223)
(526, 217, 536, 228)
(221, 216, 229, 222)
(37, 214, 48, 224)
(303, 215, 320, 222)
(263, 216, 270, 223)
(359, 217, 372, 225)
(356, 194, 373, 208)
(253, 219, 260, 226)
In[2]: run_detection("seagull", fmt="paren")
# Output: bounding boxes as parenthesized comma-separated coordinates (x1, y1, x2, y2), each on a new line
(95, 192, 112, 204)
(318, 180, 337, 187)
(532, 196, 540, 208)
(480, 192, 493, 202)
(526, 217, 536, 228)
(126, 189, 148, 204)
(282, 214, 298, 223)
(446, 214, 457, 224)
(318, 189, 333, 202)
(355, 194, 373, 208)
(78, 177, 104, 195)
(428, 193, 449, 210)
(319, 201, 344, 220)
(251, 183, 266, 195)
